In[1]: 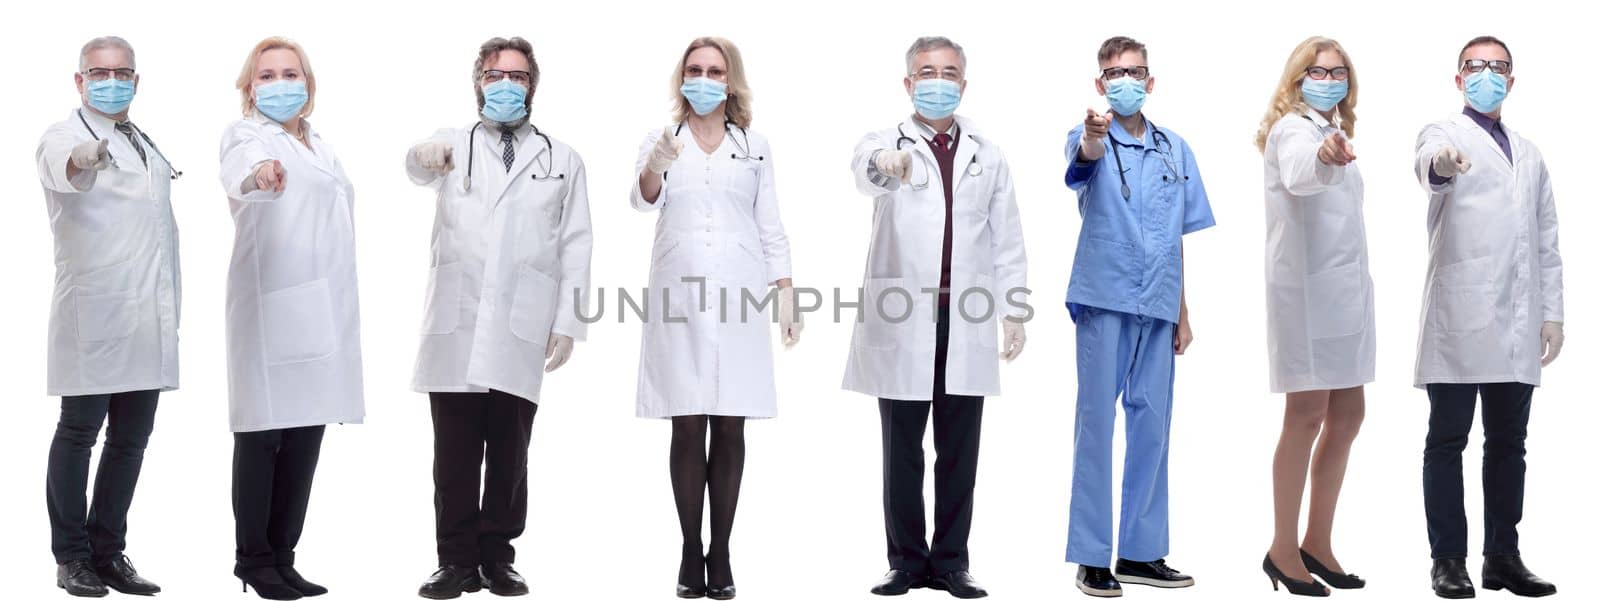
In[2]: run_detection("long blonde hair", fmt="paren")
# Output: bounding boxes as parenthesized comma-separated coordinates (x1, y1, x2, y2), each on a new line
(1255, 36, 1356, 153)
(671, 37, 753, 129)
(234, 37, 317, 118)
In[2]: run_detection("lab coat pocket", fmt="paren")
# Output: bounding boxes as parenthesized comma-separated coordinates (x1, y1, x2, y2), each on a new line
(1434, 256, 1493, 333)
(420, 263, 462, 335)
(262, 278, 338, 365)
(1306, 262, 1365, 339)
(74, 291, 139, 343)
(510, 265, 558, 346)
(860, 277, 915, 350)
(958, 273, 999, 349)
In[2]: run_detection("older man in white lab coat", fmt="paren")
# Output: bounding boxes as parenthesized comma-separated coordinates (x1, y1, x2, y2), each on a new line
(405, 36, 593, 600)
(36, 36, 174, 598)
(1414, 35, 1562, 601)
(845, 36, 1028, 600)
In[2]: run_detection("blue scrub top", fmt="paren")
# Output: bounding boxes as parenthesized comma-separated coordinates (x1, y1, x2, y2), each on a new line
(1063, 116, 1215, 324)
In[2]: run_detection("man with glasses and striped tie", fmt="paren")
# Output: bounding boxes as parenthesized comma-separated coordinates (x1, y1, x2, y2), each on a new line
(405, 36, 593, 600)
(36, 35, 176, 598)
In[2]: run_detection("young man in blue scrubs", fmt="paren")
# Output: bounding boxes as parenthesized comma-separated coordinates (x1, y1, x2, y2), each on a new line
(1062, 36, 1214, 598)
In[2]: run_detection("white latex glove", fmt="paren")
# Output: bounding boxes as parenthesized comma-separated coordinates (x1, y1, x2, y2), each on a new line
(873, 148, 914, 182)
(70, 138, 110, 171)
(646, 126, 683, 175)
(1317, 132, 1357, 166)
(245, 159, 286, 193)
(1000, 319, 1026, 361)
(544, 334, 574, 372)
(1541, 321, 1564, 367)
(411, 140, 454, 175)
(1432, 144, 1472, 178)
(778, 286, 802, 347)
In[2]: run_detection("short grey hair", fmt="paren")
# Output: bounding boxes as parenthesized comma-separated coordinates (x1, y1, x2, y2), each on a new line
(79, 36, 135, 72)
(904, 36, 965, 74)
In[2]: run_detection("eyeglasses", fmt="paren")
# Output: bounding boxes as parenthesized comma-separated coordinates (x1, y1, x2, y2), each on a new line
(1461, 59, 1512, 75)
(683, 65, 728, 80)
(1100, 66, 1150, 81)
(83, 68, 135, 81)
(481, 70, 532, 84)
(910, 66, 962, 81)
(1305, 66, 1350, 81)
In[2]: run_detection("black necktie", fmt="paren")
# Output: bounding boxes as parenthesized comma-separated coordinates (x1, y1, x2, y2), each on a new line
(115, 121, 147, 166)
(501, 130, 515, 172)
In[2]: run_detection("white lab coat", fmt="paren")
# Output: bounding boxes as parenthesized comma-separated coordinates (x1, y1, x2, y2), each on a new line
(406, 123, 593, 404)
(842, 116, 1027, 401)
(219, 114, 364, 432)
(1412, 112, 1563, 387)
(36, 108, 181, 397)
(630, 125, 791, 418)
(1262, 109, 1376, 394)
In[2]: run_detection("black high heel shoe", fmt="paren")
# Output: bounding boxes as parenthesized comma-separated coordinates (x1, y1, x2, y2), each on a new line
(234, 566, 303, 600)
(1262, 554, 1328, 597)
(677, 551, 707, 599)
(1300, 549, 1365, 589)
(706, 550, 735, 600)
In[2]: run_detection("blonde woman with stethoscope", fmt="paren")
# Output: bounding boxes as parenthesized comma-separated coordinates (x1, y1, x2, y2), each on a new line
(1257, 36, 1372, 597)
(630, 36, 799, 601)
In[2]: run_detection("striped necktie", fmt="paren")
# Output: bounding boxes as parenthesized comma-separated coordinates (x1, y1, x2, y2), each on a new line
(501, 129, 515, 172)
(115, 121, 148, 166)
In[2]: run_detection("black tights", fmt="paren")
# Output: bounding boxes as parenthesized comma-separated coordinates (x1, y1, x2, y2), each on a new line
(670, 415, 745, 588)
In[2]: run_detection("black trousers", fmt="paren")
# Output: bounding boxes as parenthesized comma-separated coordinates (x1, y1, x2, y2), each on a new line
(46, 390, 159, 564)
(233, 425, 325, 569)
(1423, 382, 1534, 559)
(430, 390, 538, 566)
(879, 305, 984, 576)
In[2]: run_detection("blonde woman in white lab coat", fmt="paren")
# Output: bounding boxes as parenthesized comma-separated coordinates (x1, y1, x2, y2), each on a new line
(631, 36, 799, 600)
(1255, 37, 1371, 597)
(218, 37, 361, 600)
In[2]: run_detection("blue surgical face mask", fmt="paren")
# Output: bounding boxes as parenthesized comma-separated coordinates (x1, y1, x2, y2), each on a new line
(254, 80, 308, 123)
(1104, 76, 1147, 116)
(480, 79, 529, 123)
(680, 77, 728, 116)
(1300, 78, 1349, 112)
(912, 79, 962, 120)
(86, 79, 135, 115)
(1464, 70, 1508, 114)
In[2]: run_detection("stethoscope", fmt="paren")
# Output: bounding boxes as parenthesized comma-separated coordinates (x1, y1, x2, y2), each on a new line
(894, 123, 981, 191)
(1106, 117, 1182, 201)
(662, 119, 764, 179)
(462, 121, 563, 193)
(77, 108, 183, 180)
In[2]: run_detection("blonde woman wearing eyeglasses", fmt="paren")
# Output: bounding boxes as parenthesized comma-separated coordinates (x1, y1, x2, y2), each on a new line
(630, 36, 797, 601)
(1256, 36, 1371, 597)
(218, 36, 363, 600)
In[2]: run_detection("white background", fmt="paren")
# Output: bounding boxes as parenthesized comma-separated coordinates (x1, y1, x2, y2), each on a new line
(1, 0, 1593, 599)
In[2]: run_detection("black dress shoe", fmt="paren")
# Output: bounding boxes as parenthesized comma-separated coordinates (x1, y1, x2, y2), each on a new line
(926, 571, 988, 599)
(56, 560, 109, 598)
(707, 584, 736, 600)
(235, 565, 303, 600)
(870, 570, 927, 596)
(1076, 565, 1123, 598)
(418, 565, 482, 600)
(1300, 549, 1363, 589)
(1262, 554, 1328, 597)
(480, 563, 529, 597)
(1114, 559, 1194, 588)
(678, 551, 706, 599)
(278, 565, 328, 597)
(94, 555, 160, 595)
(1431, 558, 1475, 599)
(1482, 555, 1556, 598)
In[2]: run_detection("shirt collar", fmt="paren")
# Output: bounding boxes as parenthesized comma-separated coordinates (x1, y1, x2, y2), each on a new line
(1107, 114, 1151, 147)
(481, 118, 532, 143)
(910, 115, 959, 140)
(1462, 105, 1504, 134)
(1299, 103, 1336, 129)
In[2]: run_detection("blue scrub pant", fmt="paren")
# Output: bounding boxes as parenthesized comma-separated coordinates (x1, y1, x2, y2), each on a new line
(1065, 307, 1175, 568)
